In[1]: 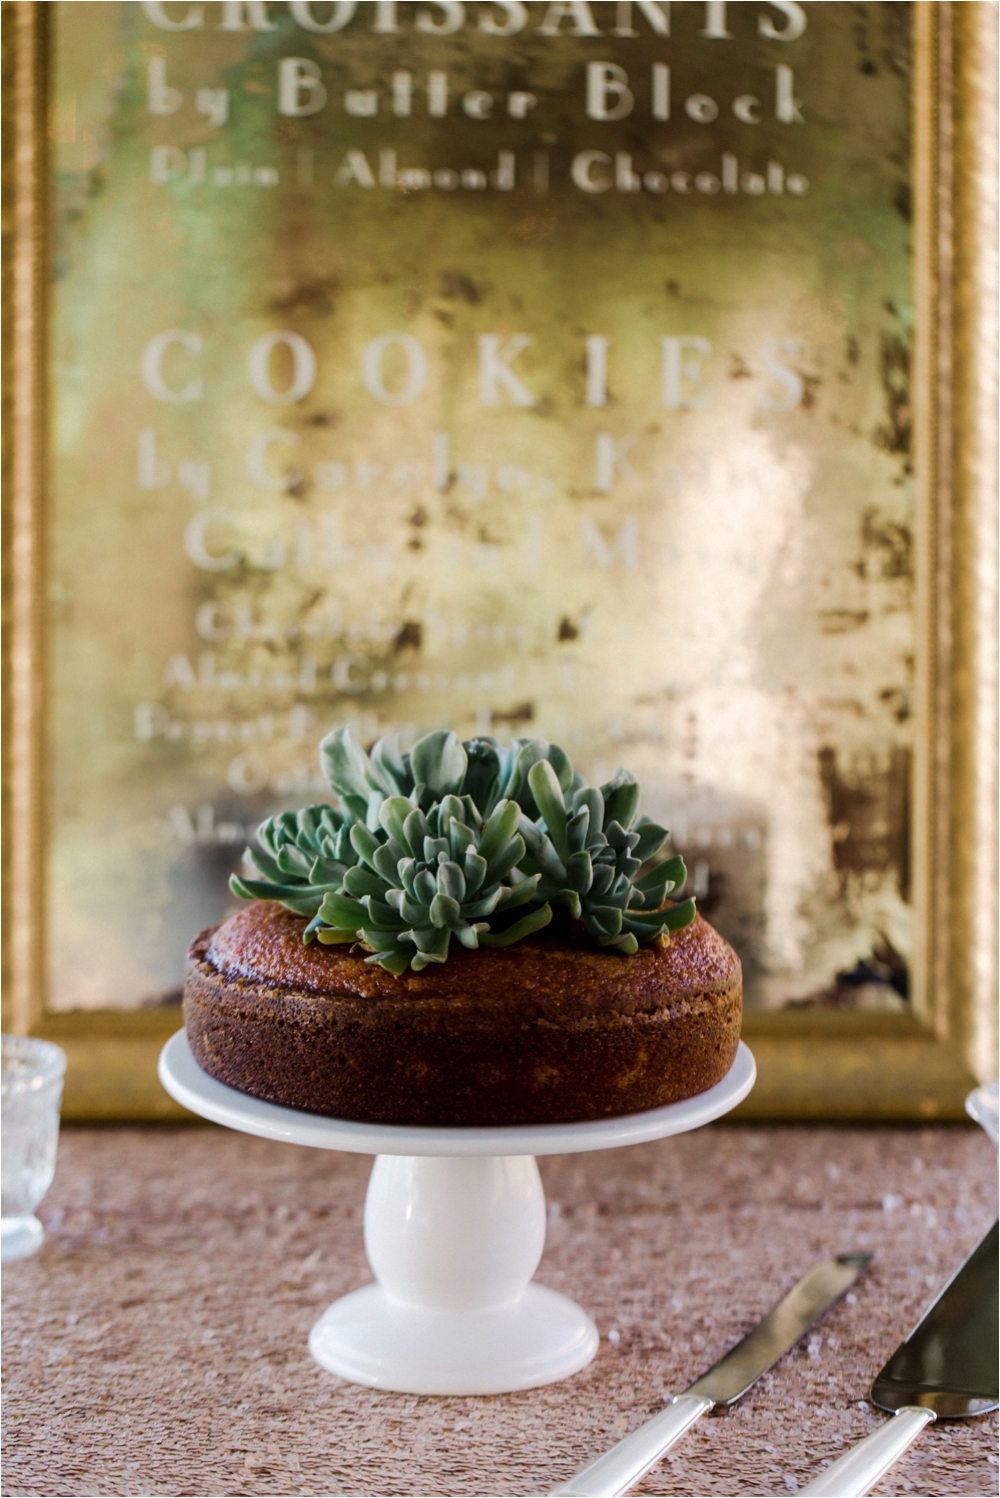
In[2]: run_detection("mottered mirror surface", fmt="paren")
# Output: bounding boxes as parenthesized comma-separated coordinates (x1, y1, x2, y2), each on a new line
(48, 0, 913, 1011)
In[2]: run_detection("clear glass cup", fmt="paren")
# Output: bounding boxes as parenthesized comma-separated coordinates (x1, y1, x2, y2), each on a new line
(1, 1035, 67, 1262)
(966, 1079, 999, 1147)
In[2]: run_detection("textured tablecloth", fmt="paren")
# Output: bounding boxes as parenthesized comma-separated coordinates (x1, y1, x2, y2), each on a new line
(2, 1123, 996, 1498)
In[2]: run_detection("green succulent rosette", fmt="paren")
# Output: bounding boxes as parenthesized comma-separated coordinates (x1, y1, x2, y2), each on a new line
(319, 722, 578, 824)
(306, 794, 551, 977)
(230, 725, 695, 974)
(520, 759, 693, 956)
(229, 803, 363, 918)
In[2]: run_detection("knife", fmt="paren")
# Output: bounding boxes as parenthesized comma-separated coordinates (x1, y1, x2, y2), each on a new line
(798, 1220, 999, 1497)
(550, 1252, 871, 1498)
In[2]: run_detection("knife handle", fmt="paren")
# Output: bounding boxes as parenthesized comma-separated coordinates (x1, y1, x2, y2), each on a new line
(797, 1406, 937, 1497)
(550, 1392, 714, 1497)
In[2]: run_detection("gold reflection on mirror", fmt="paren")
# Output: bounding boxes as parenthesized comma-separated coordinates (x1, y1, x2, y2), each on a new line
(49, 1, 913, 1013)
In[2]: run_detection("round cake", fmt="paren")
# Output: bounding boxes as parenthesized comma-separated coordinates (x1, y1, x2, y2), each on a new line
(183, 899, 742, 1126)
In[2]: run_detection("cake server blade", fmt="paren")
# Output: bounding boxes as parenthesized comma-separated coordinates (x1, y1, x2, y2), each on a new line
(550, 1251, 871, 1498)
(798, 1220, 999, 1496)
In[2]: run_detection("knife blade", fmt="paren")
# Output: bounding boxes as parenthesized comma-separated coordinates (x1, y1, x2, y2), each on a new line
(550, 1252, 871, 1498)
(798, 1220, 999, 1497)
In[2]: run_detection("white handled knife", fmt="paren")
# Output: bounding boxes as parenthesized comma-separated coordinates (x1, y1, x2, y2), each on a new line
(551, 1252, 871, 1498)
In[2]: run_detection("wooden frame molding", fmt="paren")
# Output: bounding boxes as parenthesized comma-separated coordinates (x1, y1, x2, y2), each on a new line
(946, 1, 999, 1085)
(2, 3, 996, 1121)
(2, 0, 48, 1042)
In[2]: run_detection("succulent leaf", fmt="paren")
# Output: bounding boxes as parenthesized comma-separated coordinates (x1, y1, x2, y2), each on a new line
(602, 773, 642, 832)
(501, 738, 574, 818)
(528, 759, 569, 859)
(437, 793, 466, 830)
(634, 854, 686, 902)
(342, 866, 385, 899)
(423, 835, 449, 863)
(547, 743, 575, 793)
(242, 846, 286, 883)
(430, 892, 462, 927)
(379, 796, 414, 851)
(319, 891, 369, 928)
(368, 732, 410, 797)
(501, 739, 546, 808)
(315, 925, 360, 945)
(478, 799, 522, 864)
(321, 726, 376, 801)
(448, 819, 475, 862)
(461, 739, 504, 816)
(555, 888, 583, 920)
(587, 904, 624, 936)
(483, 834, 526, 886)
(659, 897, 697, 930)
(463, 887, 505, 919)
(438, 861, 466, 902)
(339, 792, 369, 826)
(534, 836, 567, 884)
(359, 928, 405, 953)
(350, 822, 381, 867)
(479, 903, 553, 946)
(372, 843, 400, 885)
(411, 730, 468, 800)
(464, 849, 488, 895)
(456, 920, 489, 949)
(496, 872, 542, 908)
(403, 807, 429, 853)
(566, 807, 590, 855)
(633, 818, 669, 863)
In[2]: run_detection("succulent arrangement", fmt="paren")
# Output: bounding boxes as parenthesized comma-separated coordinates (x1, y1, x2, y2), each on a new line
(231, 728, 695, 975)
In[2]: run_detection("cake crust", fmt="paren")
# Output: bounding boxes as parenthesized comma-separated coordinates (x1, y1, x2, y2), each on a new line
(183, 901, 742, 1126)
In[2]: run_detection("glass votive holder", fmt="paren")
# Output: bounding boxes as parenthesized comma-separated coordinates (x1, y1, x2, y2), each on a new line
(1, 1034, 67, 1262)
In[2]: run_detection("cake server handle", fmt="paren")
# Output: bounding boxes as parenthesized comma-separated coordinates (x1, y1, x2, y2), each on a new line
(549, 1393, 714, 1497)
(797, 1406, 936, 1496)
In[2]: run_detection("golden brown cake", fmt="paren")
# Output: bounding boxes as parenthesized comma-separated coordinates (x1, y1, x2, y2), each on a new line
(183, 900, 742, 1126)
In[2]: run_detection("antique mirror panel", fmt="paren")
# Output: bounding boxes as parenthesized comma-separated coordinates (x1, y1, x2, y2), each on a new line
(4, 1, 996, 1117)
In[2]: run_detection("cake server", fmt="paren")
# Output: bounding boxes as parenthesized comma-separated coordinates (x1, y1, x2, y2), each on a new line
(550, 1251, 871, 1498)
(797, 1220, 999, 1496)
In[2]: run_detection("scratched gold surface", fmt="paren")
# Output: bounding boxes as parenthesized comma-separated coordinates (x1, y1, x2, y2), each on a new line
(47, 2, 913, 1010)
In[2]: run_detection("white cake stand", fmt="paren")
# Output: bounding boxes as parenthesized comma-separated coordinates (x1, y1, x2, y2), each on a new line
(158, 1031, 755, 1395)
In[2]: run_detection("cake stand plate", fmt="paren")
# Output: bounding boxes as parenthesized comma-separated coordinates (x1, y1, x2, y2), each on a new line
(158, 1033, 755, 1395)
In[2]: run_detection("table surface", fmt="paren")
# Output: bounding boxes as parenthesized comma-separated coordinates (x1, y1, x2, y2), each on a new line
(2, 1122, 996, 1498)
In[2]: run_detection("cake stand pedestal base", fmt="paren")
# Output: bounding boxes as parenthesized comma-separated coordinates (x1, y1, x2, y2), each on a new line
(311, 1282, 596, 1395)
(307, 1150, 597, 1393)
(158, 1032, 755, 1395)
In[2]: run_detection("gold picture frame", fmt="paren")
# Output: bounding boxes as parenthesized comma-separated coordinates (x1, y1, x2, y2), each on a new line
(2, 1, 996, 1121)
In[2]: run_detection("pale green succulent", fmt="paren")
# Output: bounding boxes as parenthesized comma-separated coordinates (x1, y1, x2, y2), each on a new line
(229, 727, 493, 922)
(306, 793, 551, 975)
(319, 723, 577, 823)
(229, 724, 695, 974)
(521, 759, 694, 954)
(229, 803, 362, 918)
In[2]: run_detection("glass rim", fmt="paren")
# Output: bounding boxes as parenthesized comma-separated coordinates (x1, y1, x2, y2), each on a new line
(1, 1034, 68, 1088)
